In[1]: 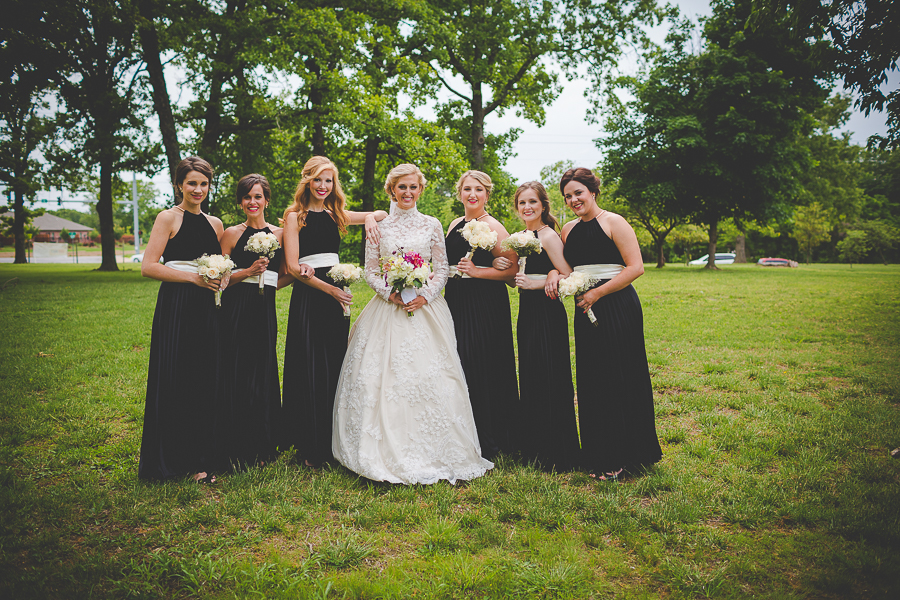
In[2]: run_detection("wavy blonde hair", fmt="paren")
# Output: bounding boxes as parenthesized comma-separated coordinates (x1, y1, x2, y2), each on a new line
(283, 156, 349, 234)
(384, 163, 427, 197)
(455, 170, 493, 200)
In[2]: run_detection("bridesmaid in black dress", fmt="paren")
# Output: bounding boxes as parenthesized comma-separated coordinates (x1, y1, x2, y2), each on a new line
(510, 182, 580, 470)
(281, 156, 386, 467)
(445, 170, 519, 459)
(139, 156, 225, 482)
(560, 167, 662, 479)
(217, 174, 294, 470)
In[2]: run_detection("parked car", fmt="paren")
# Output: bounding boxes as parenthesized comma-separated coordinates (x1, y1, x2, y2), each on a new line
(130, 253, 143, 263)
(688, 253, 736, 266)
(757, 257, 798, 267)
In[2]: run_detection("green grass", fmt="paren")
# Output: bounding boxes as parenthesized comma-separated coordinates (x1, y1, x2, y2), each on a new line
(1, 263, 898, 599)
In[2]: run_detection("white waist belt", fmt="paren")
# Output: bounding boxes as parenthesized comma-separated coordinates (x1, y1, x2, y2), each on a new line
(575, 263, 624, 280)
(448, 265, 490, 279)
(299, 252, 339, 269)
(235, 269, 278, 287)
(164, 260, 199, 273)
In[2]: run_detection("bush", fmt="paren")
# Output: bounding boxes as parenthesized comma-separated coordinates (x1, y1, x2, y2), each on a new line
(121, 234, 134, 244)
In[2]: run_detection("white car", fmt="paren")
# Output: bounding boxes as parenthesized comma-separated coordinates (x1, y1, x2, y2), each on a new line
(130, 253, 143, 263)
(689, 253, 736, 266)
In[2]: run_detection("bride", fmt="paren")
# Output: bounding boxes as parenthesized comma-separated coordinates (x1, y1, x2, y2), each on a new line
(332, 163, 493, 484)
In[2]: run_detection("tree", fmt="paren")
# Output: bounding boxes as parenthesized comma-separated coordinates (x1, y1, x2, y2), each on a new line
(857, 220, 898, 264)
(791, 202, 831, 264)
(836, 229, 869, 267)
(750, 0, 900, 149)
(0, 8, 56, 264)
(33, 0, 160, 271)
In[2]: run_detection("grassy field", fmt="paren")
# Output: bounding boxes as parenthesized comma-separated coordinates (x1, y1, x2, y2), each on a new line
(0, 263, 898, 599)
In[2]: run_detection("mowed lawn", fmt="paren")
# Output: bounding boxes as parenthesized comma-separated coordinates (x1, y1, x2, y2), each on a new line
(0, 263, 898, 599)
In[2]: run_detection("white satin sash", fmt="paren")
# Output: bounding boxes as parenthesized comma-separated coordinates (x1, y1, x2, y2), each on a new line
(299, 252, 339, 269)
(523, 274, 548, 282)
(574, 263, 624, 280)
(164, 260, 199, 273)
(234, 268, 278, 287)
(448, 265, 491, 279)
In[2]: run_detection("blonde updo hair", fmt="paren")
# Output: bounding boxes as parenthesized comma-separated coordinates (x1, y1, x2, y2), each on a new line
(384, 163, 427, 197)
(455, 170, 493, 200)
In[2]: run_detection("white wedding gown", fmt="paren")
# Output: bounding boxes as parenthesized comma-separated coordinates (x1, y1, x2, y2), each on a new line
(332, 203, 493, 484)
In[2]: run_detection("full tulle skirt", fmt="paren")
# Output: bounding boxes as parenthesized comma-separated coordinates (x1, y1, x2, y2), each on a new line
(281, 268, 349, 464)
(139, 282, 219, 480)
(573, 283, 662, 473)
(332, 294, 493, 485)
(443, 277, 519, 458)
(214, 281, 281, 470)
(517, 289, 581, 470)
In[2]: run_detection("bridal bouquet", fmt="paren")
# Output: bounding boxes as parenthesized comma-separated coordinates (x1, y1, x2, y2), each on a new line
(453, 220, 497, 278)
(558, 271, 600, 326)
(196, 253, 236, 308)
(327, 263, 364, 319)
(501, 231, 543, 273)
(380, 249, 430, 316)
(244, 231, 280, 294)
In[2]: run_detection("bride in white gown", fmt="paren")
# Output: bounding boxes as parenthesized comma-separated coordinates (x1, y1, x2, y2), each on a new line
(332, 164, 494, 484)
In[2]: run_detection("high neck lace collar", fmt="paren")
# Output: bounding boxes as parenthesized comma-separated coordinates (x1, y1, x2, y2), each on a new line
(390, 201, 419, 217)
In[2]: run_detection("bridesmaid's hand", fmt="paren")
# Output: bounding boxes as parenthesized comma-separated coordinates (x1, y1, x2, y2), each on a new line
(195, 274, 221, 291)
(575, 287, 602, 313)
(457, 256, 476, 277)
(545, 271, 560, 300)
(297, 263, 314, 278)
(365, 214, 381, 245)
(248, 257, 268, 276)
(331, 285, 353, 307)
(388, 291, 405, 306)
(403, 295, 427, 314)
(492, 256, 512, 271)
(514, 273, 543, 290)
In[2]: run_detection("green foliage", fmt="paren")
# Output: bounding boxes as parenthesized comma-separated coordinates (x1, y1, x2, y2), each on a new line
(836, 229, 870, 266)
(791, 202, 831, 264)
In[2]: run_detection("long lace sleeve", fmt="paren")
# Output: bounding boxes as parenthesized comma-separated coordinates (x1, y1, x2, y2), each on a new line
(364, 231, 391, 301)
(419, 220, 449, 302)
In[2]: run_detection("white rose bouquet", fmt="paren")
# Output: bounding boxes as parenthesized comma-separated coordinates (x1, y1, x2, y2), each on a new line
(454, 220, 497, 278)
(501, 230, 543, 273)
(243, 231, 280, 294)
(196, 253, 236, 308)
(327, 263, 364, 319)
(558, 271, 600, 326)
(380, 249, 431, 316)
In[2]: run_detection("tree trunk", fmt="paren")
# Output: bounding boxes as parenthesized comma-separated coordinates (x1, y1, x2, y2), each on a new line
(97, 157, 119, 271)
(655, 235, 665, 268)
(705, 219, 719, 270)
(359, 136, 379, 263)
(138, 0, 180, 197)
(13, 190, 27, 264)
(734, 234, 747, 263)
(470, 81, 485, 169)
(306, 59, 326, 156)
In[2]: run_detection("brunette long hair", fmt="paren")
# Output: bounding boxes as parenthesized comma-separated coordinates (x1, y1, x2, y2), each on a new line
(283, 156, 349, 234)
(513, 181, 559, 231)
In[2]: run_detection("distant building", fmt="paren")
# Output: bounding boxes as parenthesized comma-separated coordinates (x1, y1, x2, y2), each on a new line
(2, 212, 94, 242)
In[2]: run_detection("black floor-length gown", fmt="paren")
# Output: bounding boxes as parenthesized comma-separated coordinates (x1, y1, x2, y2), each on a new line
(139, 210, 222, 480)
(215, 226, 282, 470)
(444, 219, 519, 459)
(281, 210, 349, 464)
(517, 230, 580, 470)
(563, 218, 661, 473)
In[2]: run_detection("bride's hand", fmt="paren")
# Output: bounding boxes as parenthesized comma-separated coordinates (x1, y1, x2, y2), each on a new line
(403, 295, 427, 314)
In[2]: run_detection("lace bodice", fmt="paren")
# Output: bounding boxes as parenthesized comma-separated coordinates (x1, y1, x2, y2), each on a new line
(365, 204, 449, 303)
